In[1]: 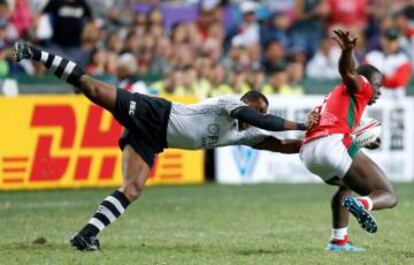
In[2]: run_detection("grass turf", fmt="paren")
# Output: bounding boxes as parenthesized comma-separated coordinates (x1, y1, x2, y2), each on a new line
(0, 183, 413, 265)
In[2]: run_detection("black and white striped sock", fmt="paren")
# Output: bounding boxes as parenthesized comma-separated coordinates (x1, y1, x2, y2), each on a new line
(80, 190, 131, 237)
(30, 46, 85, 87)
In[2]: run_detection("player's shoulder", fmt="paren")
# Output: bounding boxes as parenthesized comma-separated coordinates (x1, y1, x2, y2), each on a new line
(208, 95, 246, 114)
(214, 95, 242, 104)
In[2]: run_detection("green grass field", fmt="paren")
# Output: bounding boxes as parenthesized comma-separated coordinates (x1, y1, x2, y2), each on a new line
(0, 183, 413, 265)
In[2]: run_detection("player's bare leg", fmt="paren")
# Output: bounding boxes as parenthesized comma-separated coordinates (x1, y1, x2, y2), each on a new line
(12, 42, 155, 251)
(326, 185, 365, 251)
(331, 186, 350, 232)
(120, 145, 151, 202)
(341, 152, 398, 233)
(71, 145, 151, 251)
(14, 41, 117, 112)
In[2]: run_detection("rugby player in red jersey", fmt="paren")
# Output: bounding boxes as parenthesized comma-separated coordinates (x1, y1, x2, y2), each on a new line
(300, 29, 398, 251)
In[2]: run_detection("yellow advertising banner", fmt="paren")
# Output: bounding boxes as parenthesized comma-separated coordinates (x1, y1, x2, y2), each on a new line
(0, 96, 204, 190)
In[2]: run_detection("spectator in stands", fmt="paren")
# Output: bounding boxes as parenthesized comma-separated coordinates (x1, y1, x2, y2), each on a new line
(262, 66, 288, 95)
(197, 0, 222, 41)
(182, 65, 208, 98)
(10, 0, 31, 38)
(151, 69, 187, 96)
(246, 61, 265, 91)
(0, 1, 18, 44)
(147, 8, 163, 27)
(41, 0, 93, 66)
(231, 1, 260, 48)
(260, 11, 291, 49)
(364, 27, 412, 99)
(395, 5, 414, 65)
(106, 31, 122, 54)
(133, 12, 148, 37)
(86, 49, 108, 76)
(81, 21, 100, 51)
(200, 21, 225, 62)
(306, 35, 341, 79)
(170, 22, 198, 67)
(150, 36, 172, 77)
(222, 39, 251, 70)
(285, 60, 305, 95)
(208, 63, 230, 97)
(263, 61, 304, 96)
(8, 0, 413, 98)
(326, 0, 369, 31)
(121, 31, 139, 54)
(262, 39, 286, 74)
(229, 65, 250, 94)
(116, 53, 148, 94)
(290, 0, 328, 57)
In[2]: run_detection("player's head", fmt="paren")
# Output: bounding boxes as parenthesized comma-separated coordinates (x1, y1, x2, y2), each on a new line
(356, 64, 383, 105)
(241, 90, 269, 114)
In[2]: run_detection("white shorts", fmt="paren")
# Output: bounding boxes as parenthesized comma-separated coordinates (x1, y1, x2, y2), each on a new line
(300, 134, 360, 182)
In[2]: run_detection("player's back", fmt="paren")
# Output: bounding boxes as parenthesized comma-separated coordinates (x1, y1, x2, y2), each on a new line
(166, 96, 268, 149)
(304, 76, 373, 143)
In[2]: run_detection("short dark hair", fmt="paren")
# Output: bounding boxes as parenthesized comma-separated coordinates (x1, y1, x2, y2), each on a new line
(356, 64, 382, 81)
(241, 90, 269, 106)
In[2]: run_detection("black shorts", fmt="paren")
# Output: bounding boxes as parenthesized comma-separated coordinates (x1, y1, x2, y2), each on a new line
(113, 89, 172, 167)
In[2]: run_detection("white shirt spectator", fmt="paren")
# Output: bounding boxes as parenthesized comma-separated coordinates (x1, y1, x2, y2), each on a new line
(232, 25, 259, 47)
(306, 46, 341, 79)
(364, 50, 411, 99)
(117, 53, 148, 94)
(231, 1, 260, 47)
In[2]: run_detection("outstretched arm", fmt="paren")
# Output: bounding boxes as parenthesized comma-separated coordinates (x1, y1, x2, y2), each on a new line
(254, 137, 302, 153)
(331, 29, 360, 94)
(13, 42, 117, 112)
(231, 106, 308, 131)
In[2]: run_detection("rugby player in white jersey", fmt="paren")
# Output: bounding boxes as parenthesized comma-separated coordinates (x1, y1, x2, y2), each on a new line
(14, 42, 316, 251)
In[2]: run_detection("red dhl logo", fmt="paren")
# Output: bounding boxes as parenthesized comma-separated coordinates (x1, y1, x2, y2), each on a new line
(1, 104, 184, 186)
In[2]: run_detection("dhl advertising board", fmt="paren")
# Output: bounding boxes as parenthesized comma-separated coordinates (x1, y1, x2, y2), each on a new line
(0, 96, 204, 190)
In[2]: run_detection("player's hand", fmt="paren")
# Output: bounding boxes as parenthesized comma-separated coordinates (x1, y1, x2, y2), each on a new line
(305, 110, 320, 129)
(365, 137, 381, 150)
(331, 29, 357, 51)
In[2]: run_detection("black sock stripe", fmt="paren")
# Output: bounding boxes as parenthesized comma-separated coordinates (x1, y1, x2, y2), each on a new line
(112, 190, 130, 208)
(101, 201, 121, 217)
(45, 54, 55, 68)
(93, 212, 110, 226)
(31, 47, 41, 61)
(55, 58, 69, 78)
(67, 65, 85, 87)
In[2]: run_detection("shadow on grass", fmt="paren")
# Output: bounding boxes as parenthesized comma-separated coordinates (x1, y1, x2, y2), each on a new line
(0, 242, 67, 251)
(1, 240, 314, 259)
(235, 248, 286, 256)
(106, 242, 205, 253)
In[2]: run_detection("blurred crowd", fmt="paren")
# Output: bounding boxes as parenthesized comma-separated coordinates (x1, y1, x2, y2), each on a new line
(1, 0, 414, 98)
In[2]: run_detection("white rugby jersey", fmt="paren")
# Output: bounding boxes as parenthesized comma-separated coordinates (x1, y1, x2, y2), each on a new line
(166, 96, 270, 149)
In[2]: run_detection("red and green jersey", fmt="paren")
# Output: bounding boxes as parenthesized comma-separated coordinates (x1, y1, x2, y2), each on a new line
(304, 75, 373, 146)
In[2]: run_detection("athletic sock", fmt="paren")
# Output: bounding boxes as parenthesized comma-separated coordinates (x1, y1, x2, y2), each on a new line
(331, 227, 348, 245)
(79, 190, 131, 237)
(357, 196, 373, 211)
(29, 46, 85, 87)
